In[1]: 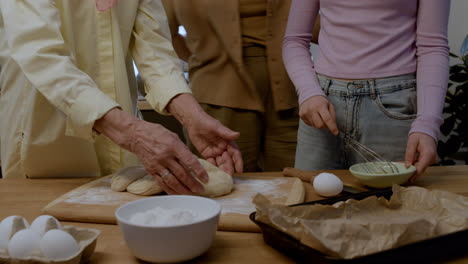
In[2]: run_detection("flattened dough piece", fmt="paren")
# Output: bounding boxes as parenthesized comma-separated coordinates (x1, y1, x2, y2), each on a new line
(115, 159, 233, 197)
(111, 166, 147, 192)
(127, 174, 164, 196)
(198, 159, 233, 197)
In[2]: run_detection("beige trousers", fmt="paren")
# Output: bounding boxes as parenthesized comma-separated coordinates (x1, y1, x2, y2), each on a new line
(187, 46, 299, 172)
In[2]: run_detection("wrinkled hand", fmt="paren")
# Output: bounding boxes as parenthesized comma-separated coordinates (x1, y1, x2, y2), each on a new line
(128, 119, 212, 195)
(405, 132, 438, 183)
(185, 110, 243, 175)
(168, 94, 243, 175)
(94, 108, 208, 195)
(300, 95, 339, 135)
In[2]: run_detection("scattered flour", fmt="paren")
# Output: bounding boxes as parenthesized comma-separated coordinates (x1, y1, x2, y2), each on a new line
(64, 186, 128, 205)
(129, 207, 201, 226)
(62, 177, 292, 217)
(64, 178, 134, 205)
(216, 178, 289, 215)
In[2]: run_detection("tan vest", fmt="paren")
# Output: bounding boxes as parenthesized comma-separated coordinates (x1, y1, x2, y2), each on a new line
(162, 0, 297, 112)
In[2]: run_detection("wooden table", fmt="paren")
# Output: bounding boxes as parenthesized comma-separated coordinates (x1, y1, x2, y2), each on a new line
(1, 166, 468, 263)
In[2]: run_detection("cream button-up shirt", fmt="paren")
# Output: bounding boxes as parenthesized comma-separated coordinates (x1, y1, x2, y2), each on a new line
(0, 0, 190, 178)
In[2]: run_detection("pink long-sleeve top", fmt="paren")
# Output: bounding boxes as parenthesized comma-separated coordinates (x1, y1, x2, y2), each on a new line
(283, 0, 450, 141)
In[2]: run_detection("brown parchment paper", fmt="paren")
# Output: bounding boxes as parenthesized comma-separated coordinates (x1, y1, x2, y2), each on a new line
(253, 185, 468, 259)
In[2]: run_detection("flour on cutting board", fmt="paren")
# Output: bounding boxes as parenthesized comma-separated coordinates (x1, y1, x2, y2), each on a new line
(63, 177, 135, 205)
(217, 178, 289, 215)
(62, 177, 292, 215)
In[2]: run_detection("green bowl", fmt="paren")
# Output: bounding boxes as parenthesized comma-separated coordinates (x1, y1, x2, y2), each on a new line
(349, 162, 416, 188)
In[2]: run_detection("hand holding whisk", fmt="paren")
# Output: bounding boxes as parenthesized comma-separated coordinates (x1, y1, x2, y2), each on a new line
(339, 132, 399, 174)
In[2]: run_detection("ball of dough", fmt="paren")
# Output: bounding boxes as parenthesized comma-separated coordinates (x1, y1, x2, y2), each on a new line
(30, 215, 62, 237)
(197, 159, 233, 197)
(111, 159, 233, 197)
(8, 229, 41, 259)
(40, 229, 79, 260)
(127, 174, 164, 196)
(312, 173, 343, 197)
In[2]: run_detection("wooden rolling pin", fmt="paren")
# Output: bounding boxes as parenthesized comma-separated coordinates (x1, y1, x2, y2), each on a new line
(282, 167, 329, 182)
(282, 167, 366, 194)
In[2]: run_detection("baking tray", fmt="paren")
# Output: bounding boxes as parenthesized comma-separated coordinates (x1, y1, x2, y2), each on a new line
(250, 188, 468, 263)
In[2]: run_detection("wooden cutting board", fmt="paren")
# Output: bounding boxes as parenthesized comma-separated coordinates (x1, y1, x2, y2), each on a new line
(42, 175, 304, 232)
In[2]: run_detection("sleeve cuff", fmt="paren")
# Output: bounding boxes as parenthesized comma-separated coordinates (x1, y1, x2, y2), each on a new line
(409, 115, 443, 142)
(145, 74, 191, 115)
(298, 86, 326, 105)
(65, 88, 120, 140)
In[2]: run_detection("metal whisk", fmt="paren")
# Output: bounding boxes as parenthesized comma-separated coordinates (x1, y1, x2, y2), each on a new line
(340, 132, 399, 174)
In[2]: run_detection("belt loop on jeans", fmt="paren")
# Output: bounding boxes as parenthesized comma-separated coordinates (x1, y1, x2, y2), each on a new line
(369, 79, 376, 100)
(324, 78, 331, 96)
(345, 82, 351, 96)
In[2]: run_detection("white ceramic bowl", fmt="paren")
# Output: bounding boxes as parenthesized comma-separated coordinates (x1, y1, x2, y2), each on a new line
(115, 196, 221, 263)
(349, 162, 416, 188)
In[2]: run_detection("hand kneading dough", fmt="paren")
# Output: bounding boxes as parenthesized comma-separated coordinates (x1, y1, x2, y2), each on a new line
(126, 174, 164, 196)
(111, 159, 233, 197)
(197, 159, 233, 197)
(111, 166, 147, 191)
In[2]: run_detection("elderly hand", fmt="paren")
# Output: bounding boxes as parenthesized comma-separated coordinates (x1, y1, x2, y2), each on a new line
(299, 95, 339, 135)
(405, 132, 438, 183)
(168, 94, 243, 175)
(94, 108, 209, 195)
(185, 110, 243, 175)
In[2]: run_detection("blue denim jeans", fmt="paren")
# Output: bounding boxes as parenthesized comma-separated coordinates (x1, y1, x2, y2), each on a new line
(295, 74, 417, 170)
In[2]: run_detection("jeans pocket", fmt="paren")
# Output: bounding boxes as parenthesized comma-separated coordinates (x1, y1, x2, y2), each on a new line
(375, 83, 417, 120)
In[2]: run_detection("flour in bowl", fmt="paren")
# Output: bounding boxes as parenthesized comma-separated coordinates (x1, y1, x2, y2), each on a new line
(129, 207, 201, 226)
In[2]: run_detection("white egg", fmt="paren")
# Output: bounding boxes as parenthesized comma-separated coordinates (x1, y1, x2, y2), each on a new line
(7, 229, 41, 259)
(313, 173, 343, 197)
(0, 228, 9, 251)
(30, 215, 62, 237)
(40, 229, 79, 260)
(0, 215, 29, 250)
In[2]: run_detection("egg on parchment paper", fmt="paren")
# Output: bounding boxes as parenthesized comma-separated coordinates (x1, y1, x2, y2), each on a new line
(40, 229, 80, 260)
(30, 215, 62, 237)
(0, 215, 29, 251)
(312, 173, 343, 197)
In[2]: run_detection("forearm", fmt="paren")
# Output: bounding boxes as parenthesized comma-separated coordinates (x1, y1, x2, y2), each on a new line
(132, 0, 191, 114)
(283, 0, 324, 104)
(411, 49, 448, 141)
(410, 80, 447, 142)
(93, 108, 136, 151)
(411, 0, 450, 141)
(0, 0, 120, 140)
(166, 93, 205, 129)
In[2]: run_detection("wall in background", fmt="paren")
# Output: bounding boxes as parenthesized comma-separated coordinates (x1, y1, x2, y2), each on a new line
(448, 1, 468, 64)
(446, 1, 468, 164)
